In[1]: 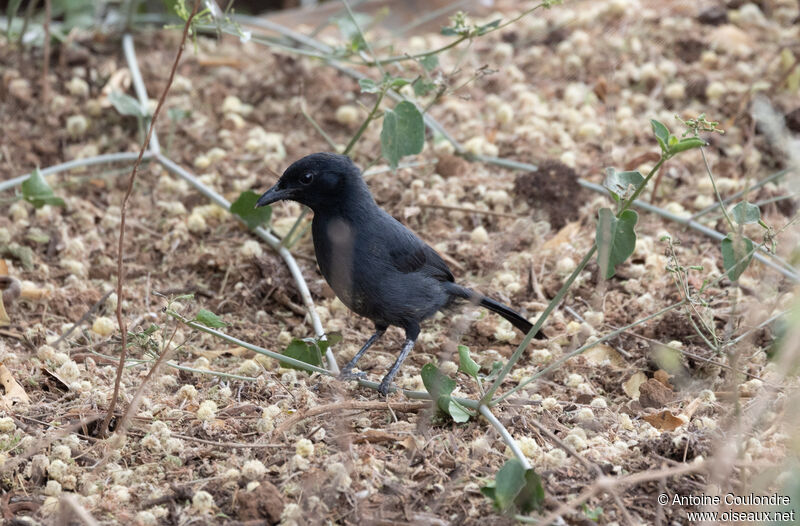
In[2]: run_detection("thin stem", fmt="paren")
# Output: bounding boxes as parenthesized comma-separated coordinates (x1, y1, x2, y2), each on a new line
(363, 2, 548, 67)
(165, 310, 330, 375)
(341, 0, 386, 77)
(481, 245, 597, 405)
(482, 158, 668, 405)
(576, 178, 800, 282)
(123, 33, 161, 154)
(41, 0, 51, 104)
(700, 147, 735, 231)
(283, 209, 310, 248)
(17, 0, 40, 46)
(344, 86, 386, 155)
(689, 167, 790, 221)
(154, 154, 336, 371)
(300, 101, 338, 151)
(166, 308, 478, 407)
(391, 0, 472, 36)
(493, 299, 688, 404)
(285, 216, 313, 250)
(479, 405, 531, 469)
(0, 153, 151, 193)
(101, 7, 198, 437)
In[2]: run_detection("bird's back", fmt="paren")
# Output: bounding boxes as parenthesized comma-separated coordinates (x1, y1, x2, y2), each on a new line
(312, 205, 454, 331)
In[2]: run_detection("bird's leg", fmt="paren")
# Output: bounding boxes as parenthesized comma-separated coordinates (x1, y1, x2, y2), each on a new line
(377, 339, 416, 396)
(339, 329, 385, 380)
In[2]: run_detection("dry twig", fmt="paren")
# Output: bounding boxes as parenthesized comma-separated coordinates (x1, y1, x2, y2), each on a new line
(100, 0, 201, 437)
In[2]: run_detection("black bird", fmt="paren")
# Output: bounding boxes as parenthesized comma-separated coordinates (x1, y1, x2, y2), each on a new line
(256, 152, 538, 395)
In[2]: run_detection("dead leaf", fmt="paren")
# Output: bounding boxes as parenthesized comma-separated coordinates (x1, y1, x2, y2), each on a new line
(642, 410, 684, 431)
(0, 363, 31, 410)
(20, 281, 50, 301)
(0, 295, 8, 327)
(623, 372, 648, 400)
(639, 378, 674, 409)
(653, 369, 672, 387)
(583, 344, 626, 367)
(542, 221, 580, 251)
(100, 68, 132, 107)
(682, 397, 703, 421)
(543, 221, 580, 250)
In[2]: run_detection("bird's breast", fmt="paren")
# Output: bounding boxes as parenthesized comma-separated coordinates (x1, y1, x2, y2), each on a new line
(312, 217, 362, 310)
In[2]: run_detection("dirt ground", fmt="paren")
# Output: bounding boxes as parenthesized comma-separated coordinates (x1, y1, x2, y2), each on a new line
(1, 0, 799, 524)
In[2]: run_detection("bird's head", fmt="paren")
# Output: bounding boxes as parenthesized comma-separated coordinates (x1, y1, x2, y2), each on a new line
(256, 152, 367, 213)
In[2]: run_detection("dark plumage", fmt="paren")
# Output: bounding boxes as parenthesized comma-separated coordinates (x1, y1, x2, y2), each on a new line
(257, 152, 538, 395)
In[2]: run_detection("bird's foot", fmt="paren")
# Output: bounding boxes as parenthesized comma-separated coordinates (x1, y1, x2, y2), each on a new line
(338, 368, 366, 381)
(377, 379, 392, 397)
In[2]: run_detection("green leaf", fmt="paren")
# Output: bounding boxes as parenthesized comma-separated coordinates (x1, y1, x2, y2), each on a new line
(420, 55, 438, 72)
(440, 26, 459, 36)
(358, 78, 380, 93)
(388, 77, 410, 90)
(516, 468, 546, 513)
(323, 331, 343, 348)
(670, 136, 706, 154)
(109, 90, 147, 118)
(167, 107, 191, 122)
(380, 101, 425, 168)
(731, 201, 761, 225)
(21, 168, 65, 209)
(447, 399, 471, 423)
(596, 208, 638, 279)
(721, 233, 754, 281)
(457, 345, 480, 379)
(421, 363, 455, 400)
(230, 190, 272, 230)
(476, 18, 502, 35)
(281, 338, 323, 370)
(482, 459, 546, 514)
(651, 119, 670, 154)
(421, 364, 471, 422)
(193, 309, 227, 328)
(412, 78, 436, 97)
(602, 168, 644, 202)
(5, 243, 34, 270)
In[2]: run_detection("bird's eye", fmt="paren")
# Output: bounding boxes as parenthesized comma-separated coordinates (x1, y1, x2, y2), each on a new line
(299, 173, 313, 185)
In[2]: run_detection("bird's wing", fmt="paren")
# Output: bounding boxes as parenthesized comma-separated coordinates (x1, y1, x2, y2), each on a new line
(386, 221, 454, 282)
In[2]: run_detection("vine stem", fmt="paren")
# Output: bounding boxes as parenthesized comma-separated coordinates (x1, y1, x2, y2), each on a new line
(479, 405, 531, 469)
(482, 157, 665, 405)
(100, 3, 200, 437)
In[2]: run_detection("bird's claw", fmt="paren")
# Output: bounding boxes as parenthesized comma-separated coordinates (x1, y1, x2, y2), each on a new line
(338, 369, 367, 381)
(377, 381, 391, 397)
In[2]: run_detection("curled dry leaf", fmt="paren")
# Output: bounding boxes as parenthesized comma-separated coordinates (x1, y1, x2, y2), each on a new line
(642, 410, 684, 432)
(582, 344, 626, 367)
(639, 378, 675, 409)
(20, 281, 51, 301)
(653, 369, 672, 388)
(100, 68, 132, 107)
(542, 221, 581, 252)
(0, 363, 31, 410)
(623, 371, 648, 400)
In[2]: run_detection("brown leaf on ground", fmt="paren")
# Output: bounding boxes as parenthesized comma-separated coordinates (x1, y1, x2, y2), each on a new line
(623, 372, 648, 399)
(642, 410, 684, 432)
(639, 378, 674, 409)
(0, 363, 31, 410)
(653, 369, 672, 388)
(236, 479, 284, 524)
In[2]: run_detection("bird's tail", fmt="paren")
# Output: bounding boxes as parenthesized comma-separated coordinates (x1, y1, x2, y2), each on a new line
(445, 283, 543, 339)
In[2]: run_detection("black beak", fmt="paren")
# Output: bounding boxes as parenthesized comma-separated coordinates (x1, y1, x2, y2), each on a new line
(255, 184, 292, 208)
